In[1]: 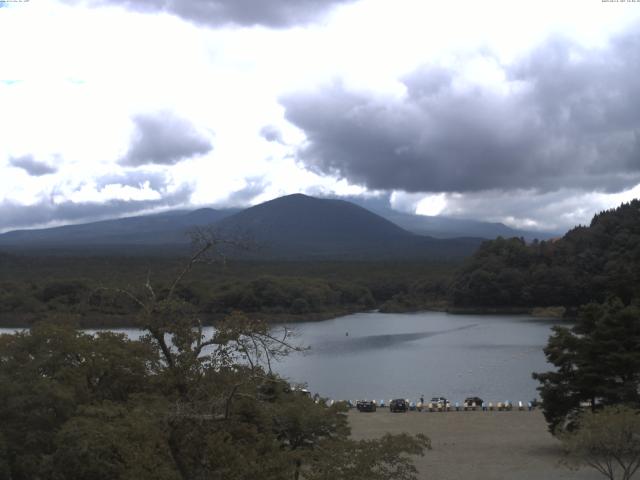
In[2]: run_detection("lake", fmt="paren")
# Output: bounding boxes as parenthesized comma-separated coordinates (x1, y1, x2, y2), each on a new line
(0, 311, 560, 404)
(272, 311, 559, 404)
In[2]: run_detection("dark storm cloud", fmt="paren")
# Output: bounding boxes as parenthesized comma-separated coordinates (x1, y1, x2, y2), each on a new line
(69, 0, 355, 28)
(0, 185, 193, 233)
(259, 125, 284, 143)
(120, 112, 212, 167)
(9, 155, 57, 176)
(281, 27, 640, 194)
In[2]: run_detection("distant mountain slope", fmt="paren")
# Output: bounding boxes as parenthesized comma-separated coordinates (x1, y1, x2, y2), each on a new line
(217, 194, 410, 242)
(214, 194, 482, 259)
(336, 195, 559, 240)
(380, 210, 557, 241)
(0, 194, 483, 260)
(0, 208, 238, 247)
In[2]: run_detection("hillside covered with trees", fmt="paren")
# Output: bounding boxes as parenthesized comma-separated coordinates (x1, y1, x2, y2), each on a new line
(450, 200, 640, 311)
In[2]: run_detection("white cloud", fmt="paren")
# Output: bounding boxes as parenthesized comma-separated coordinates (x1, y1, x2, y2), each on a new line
(0, 0, 639, 231)
(64, 181, 162, 203)
(432, 182, 640, 232)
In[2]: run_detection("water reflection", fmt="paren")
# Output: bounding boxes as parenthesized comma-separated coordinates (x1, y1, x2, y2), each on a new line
(312, 324, 479, 354)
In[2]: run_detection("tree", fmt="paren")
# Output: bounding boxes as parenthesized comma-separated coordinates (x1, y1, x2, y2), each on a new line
(0, 228, 430, 479)
(0, 323, 156, 480)
(450, 200, 640, 309)
(305, 433, 431, 480)
(121, 229, 430, 479)
(51, 401, 179, 480)
(533, 299, 640, 433)
(561, 406, 640, 480)
(0, 432, 10, 480)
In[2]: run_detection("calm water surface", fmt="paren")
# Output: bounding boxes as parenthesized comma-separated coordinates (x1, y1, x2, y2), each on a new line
(272, 311, 559, 403)
(0, 311, 561, 403)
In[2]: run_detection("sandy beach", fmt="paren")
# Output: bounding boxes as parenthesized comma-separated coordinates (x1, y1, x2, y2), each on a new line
(348, 408, 601, 480)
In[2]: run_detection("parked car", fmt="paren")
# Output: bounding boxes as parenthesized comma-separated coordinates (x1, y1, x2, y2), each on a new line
(430, 396, 447, 406)
(389, 398, 408, 412)
(464, 396, 483, 407)
(356, 400, 376, 412)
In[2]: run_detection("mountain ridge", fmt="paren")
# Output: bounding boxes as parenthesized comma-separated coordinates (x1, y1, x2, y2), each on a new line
(0, 194, 535, 259)
(210, 194, 482, 259)
(0, 208, 238, 246)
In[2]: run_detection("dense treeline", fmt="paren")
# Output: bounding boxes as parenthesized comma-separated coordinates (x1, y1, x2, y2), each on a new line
(202, 276, 375, 314)
(450, 200, 640, 310)
(0, 256, 456, 327)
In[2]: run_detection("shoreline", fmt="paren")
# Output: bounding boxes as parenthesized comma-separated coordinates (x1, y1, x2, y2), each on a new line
(0, 304, 570, 329)
(0, 308, 363, 329)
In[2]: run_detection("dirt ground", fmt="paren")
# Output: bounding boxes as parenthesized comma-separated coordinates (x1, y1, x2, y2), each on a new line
(348, 408, 601, 480)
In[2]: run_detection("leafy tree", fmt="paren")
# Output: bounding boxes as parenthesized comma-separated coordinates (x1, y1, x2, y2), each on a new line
(0, 432, 10, 480)
(561, 406, 640, 480)
(51, 400, 178, 480)
(305, 433, 431, 480)
(0, 321, 157, 479)
(533, 299, 640, 433)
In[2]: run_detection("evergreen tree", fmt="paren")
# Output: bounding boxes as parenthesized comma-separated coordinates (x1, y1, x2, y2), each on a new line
(533, 299, 640, 433)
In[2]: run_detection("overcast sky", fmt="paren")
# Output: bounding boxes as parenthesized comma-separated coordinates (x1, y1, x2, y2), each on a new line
(1, 0, 639, 233)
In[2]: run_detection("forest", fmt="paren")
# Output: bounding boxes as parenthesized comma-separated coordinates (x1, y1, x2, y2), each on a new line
(450, 200, 640, 312)
(0, 255, 455, 327)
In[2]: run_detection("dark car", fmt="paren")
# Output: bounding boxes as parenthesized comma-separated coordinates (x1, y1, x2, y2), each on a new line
(356, 400, 376, 412)
(464, 396, 483, 407)
(389, 398, 408, 413)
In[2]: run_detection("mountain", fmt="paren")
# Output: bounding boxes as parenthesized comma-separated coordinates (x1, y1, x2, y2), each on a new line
(378, 210, 557, 241)
(335, 195, 559, 240)
(0, 208, 238, 249)
(212, 194, 482, 259)
(0, 194, 482, 260)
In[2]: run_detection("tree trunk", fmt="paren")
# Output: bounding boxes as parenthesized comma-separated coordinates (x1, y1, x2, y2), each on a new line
(294, 458, 301, 480)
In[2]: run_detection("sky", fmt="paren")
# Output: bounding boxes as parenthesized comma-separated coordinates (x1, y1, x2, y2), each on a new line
(1, 0, 639, 234)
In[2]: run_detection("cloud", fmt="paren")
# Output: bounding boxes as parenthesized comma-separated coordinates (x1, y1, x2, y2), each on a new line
(226, 177, 269, 205)
(68, 0, 355, 28)
(0, 184, 193, 233)
(259, 125, 284, 144)
(281, 26, 640, 195)
(120, 112, 212, 167)
(9, 155, 57, 176)
(94, 170, 171, 192)
(435, 187, 640, 233)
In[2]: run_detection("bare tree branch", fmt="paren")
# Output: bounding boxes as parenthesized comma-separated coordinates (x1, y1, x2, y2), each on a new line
(167, 239, 215, 302)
